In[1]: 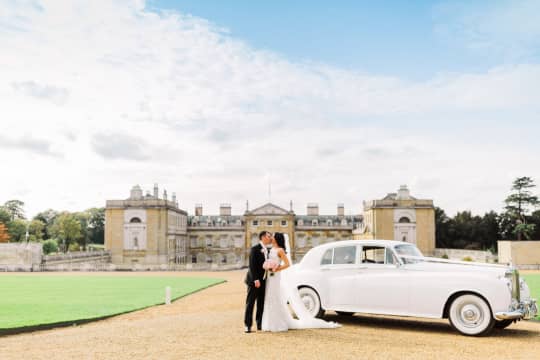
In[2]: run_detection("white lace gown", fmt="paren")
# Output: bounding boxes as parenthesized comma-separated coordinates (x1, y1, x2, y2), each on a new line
(261, 248, 340, 332)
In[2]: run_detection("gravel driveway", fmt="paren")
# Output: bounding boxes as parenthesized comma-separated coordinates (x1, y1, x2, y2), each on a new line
(1, 271, 539, 360)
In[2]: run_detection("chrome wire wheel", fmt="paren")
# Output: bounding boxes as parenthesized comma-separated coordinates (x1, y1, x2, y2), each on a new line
(448, 294, 495, 336)
(298, 287, 324, 318)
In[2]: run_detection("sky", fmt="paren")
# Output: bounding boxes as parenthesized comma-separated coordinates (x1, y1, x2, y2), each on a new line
(1, 0, 539, 218)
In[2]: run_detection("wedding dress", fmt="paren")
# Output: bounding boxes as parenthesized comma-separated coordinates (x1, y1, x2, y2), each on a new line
(261, 247, 340, 332)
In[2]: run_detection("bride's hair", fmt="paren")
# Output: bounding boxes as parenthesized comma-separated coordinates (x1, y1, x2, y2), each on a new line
(274, 232, 287, 253)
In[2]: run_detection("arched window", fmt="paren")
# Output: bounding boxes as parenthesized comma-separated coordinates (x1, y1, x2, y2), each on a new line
(398, 217, 410, 223)
(130, 217, 142, 223)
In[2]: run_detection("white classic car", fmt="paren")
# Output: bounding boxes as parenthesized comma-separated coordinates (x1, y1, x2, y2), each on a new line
(294, 240, 538, 336)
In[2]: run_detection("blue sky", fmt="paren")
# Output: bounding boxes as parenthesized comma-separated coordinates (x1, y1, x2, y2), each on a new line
(149, 0, 536, 79)
(1, 0, 539, 217)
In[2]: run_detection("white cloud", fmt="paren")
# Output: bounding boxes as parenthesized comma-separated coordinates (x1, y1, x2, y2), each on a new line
(434, 0, 540, 60)
(0, 0, 539, 218)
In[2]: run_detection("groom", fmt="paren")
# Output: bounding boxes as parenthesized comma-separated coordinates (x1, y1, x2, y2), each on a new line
(244, 230, 273, 333)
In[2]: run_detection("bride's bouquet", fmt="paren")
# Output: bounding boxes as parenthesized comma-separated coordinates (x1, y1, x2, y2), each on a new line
(263, 259, 279, 276)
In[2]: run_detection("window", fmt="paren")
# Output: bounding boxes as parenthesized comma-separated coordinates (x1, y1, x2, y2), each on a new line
(281, 220, 287, 227)
(321, 249, 333, 265)
(130, 217, 142, 223)
(296, 235, 306, 248)
(298, 219, 304, 226)
(327, 219, 333, 226)
(234, 236, 243, 248)
(191, 254, 197, 263)
(312, 220, 318, 226)
(267, 220, 273, 226)
(252, 220, 259, 226)
(251, 234, 259, 246)
(190, 236, 198, 248)
(220, 236, 228, 248)
(394, 244, 423, 264)
(361, 246, 395, 264)
(399, 217, 411, 223)
(205, 236, 212, 247)
(333, 246, 356, 265)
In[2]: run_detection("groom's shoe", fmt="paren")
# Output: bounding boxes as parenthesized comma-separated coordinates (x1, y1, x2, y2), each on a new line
(244, 326, 252, 333)
(257, 325, 262, 331)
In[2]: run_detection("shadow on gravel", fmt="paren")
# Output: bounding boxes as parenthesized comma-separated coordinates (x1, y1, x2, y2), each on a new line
(322, 313, 540, 338)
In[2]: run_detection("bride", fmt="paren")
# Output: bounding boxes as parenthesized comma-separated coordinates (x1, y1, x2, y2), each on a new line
(261, 232, 340, 332)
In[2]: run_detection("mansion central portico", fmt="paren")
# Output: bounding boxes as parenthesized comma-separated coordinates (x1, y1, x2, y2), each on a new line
(105, 184, 435, 269)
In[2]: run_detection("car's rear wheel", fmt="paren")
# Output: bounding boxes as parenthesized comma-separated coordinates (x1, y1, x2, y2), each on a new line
(298, 287, 324, 318)
(448, 294, 495, 336)
(494, 319, 514, 329)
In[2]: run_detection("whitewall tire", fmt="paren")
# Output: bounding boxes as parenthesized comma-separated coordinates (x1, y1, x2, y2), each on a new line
(448, 294, 495, 336)
(298, 287, 325, 318)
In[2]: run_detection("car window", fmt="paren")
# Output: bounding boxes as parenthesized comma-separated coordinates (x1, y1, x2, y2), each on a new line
(361, 246, 394, 264)
(321, 248, 333, 265)
(333, 246, 357, 265)
(394, 244, 423, 264)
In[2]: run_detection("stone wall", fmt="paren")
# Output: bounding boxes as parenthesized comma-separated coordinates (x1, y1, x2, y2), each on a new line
(498, 240, 540, 269)
(433, 248, 497, 263)
(41, 250, 112, 271)
(0, 243, 43, 271)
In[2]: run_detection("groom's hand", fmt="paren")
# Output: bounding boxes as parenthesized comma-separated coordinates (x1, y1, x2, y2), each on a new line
(254, 280, 261, 288)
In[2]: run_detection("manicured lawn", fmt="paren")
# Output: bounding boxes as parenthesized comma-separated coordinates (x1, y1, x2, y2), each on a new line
(0, 276, 225, 330)
(523, 274, 540, 320)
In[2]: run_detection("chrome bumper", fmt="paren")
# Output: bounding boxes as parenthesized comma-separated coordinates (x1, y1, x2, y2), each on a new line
(495, 299, 538, 320)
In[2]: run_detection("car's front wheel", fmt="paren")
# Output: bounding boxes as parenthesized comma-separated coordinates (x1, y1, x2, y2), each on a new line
(448, 294, 495, 336)
(298, 287, 324, 318)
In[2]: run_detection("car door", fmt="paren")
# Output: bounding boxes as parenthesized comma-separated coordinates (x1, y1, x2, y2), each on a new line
(319, 245, 359, 308)
(353, 245, 411, 315)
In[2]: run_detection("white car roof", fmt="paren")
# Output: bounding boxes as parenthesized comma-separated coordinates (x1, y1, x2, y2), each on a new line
(297, 239, 416, 269)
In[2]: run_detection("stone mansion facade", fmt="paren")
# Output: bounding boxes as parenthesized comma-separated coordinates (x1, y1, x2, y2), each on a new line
(105, 184, 435, 269)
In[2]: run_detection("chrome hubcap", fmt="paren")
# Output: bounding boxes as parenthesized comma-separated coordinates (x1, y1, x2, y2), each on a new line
(301, 295, 315, 312)
(459, 304, 483, 326)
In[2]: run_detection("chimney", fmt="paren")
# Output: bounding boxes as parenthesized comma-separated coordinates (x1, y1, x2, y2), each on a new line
(130, 185, 143, 200)
(163, 189, 168, 201)
(307, 203, 319, 216)
(396, 185, 410, 200)
(172, 192, 177, 204)
(195, 204, 203, 216)
(337, 203, 345, 217)
(220, 203, 231, 216)
(153, 183, 159, 199)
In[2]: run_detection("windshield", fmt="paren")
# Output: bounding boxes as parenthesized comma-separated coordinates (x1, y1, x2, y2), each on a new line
(393, 244, 423, 264)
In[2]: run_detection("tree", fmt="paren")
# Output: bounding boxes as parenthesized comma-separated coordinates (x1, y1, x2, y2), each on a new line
(435, 207, 451, 248)
(0, 208, 11, 224)
(49, 213, 82, 252)
(42, 239, 59, 255)
(0, 222, 9, 242)
(503, 177, 539, 240)
(2, 200, 25, 221)
(87, 207, 105, 244)
(33, 209, 59, 240)
(7, 219, 27, 242)
(28, 219, 46, 241)
(479, 211, 501, 251)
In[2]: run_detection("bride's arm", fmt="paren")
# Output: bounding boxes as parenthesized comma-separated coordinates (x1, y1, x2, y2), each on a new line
(276, 249, 290, 272)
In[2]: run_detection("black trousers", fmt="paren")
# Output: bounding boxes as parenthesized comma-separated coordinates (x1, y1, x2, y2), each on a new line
(244, 282, 266, 328)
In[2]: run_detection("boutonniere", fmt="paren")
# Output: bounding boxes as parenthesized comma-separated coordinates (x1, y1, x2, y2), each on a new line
(260, 249, 265, 254)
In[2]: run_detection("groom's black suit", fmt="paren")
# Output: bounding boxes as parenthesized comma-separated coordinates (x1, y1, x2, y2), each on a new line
(244, 243, 267, 330)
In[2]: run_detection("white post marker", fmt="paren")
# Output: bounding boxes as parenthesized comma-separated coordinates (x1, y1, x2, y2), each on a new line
(165, 286, 171, 305)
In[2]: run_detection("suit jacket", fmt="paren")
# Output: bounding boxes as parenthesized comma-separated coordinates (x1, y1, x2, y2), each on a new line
(245, 243, 266, 285)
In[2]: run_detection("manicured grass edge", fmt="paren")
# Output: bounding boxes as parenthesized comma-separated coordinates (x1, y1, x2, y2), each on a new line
(0, 279, 226, 336)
